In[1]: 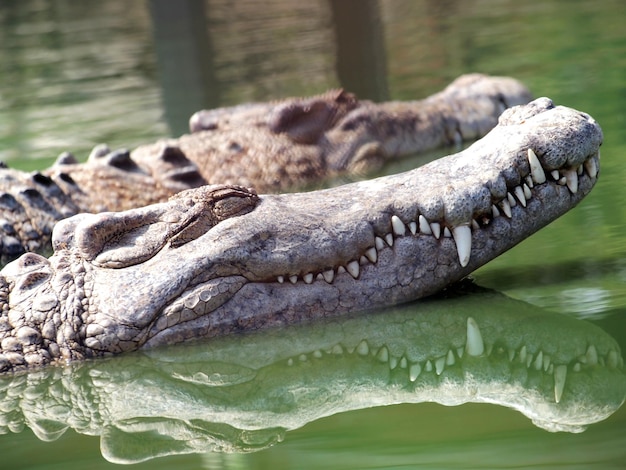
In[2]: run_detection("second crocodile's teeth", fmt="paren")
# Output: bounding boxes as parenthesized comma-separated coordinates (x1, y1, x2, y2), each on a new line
(451, 224, 471, 267)
(465, 317, 484, 356)
(564, 169, 578, 193)
(554, 364, 567, 403)
(527, 148, 546, 184)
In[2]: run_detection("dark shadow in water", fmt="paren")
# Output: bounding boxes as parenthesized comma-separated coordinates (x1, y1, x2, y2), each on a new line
(0, 284, 623, 464)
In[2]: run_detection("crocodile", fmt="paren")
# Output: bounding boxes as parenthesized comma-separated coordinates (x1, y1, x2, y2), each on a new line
(0, 74, 531, 265)
(0, 285, 623, 464)
(0, 97, 603, 374)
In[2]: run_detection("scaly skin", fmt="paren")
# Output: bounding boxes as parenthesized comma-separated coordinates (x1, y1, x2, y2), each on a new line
(0, 74, 531, 265)
(0, 98, 602, 373)
(0, 287, 623, 463)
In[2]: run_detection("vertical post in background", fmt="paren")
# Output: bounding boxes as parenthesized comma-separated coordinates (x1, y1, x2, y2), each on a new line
(149, 0, 219, 136)
(328, 0, 389, 102)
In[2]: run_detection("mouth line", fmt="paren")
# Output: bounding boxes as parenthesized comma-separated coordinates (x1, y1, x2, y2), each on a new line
(267, 148, 600, 285)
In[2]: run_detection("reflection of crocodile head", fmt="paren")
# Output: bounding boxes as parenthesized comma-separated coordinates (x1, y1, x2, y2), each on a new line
(0, 285, 623, 464)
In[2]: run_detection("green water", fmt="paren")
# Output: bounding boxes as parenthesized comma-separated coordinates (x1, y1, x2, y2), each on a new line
(0, 0, 625, 468)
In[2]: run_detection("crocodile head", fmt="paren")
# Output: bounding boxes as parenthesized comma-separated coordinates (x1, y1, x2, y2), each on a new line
(0, 98, 603, 370)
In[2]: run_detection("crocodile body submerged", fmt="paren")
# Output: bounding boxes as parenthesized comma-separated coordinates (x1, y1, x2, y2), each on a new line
(0, 98, 602, 373)
(0, 74, 531, 265)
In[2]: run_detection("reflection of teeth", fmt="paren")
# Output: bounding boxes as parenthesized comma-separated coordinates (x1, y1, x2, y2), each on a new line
(554, 364, 567, 403)
(465, 317, 485, 356)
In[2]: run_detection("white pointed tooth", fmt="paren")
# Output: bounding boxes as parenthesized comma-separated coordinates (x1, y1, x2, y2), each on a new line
(443, 227, 451, 238)
(586, 345, 598, 365)
(519, 345, 527, 364)
(430, 222, 441, 239)
(564, 169, 578, 193)
(346, 261, 360, 279)
(558, 176, 567, 185)
(584, 158, 598, 178)
(452, 224, 472, 267)
(435, 356, 446, 375)
(375, 236, 386, 251)
(471, 219, 480, 230)
(359, 255, 368, 265)
(526, 353, 533, 368)
(418, 215, 432, 235)
(389, 356, 398, 369)
(385, 233, 394, 246)
(376, 346, 389, 362)
(465, 317, 484, 356)
(399, 357, 408, 369)
(303, 273, 314, 284)
(409, 221, 417, 235)
(322, 269, 335, 283)
(277, 275, 284, 284)
(289, 275, 298, 284)
(543, 354, 551, 372)
(446, 350, 455, 366)
(364, 247, 377, 263)
(500, 198, 512, 218)
(551, 170, 560, 181)
(525, 175, 534, 189)
(523, 183, 532, 200)
(391, 215, 406, 236)
(577, 164, 584, 176)
(533, 350, 543, 370)
(425, 360, 433, 372)
(356, 340, 369, 356)
(554, 364, 567, 403)
(514, 186, 527, 207)
(507, 192, 517, 207)
(337, 266, 346, 274)
(492, 204, 500, 218)
(527, 148, 546, 184)
(409, 363, 422, 382)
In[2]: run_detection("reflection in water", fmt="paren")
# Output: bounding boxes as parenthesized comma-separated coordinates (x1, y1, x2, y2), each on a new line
(0, 285, 623, 464)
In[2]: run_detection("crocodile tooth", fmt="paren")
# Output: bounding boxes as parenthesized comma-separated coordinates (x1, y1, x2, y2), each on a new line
(526, 352, 533, 368)
(391, 215, 406, 236)
(586, 345, 598, 365)
(277, 275, 284, 284)
(533, 350, 543, 370)
(337, 266, 346, 274)
(399, 356, 408, 368)
(584, 158, 598, 178)
(446, 350, 455, 365)
(577, 164, 584, 176)
(525, 175, 534, 189)
(430, 222, 441, 239)
(389, 356, 398, 369)
(299, 354, 307, 362)
(435, 356, 446, 375)
(523, 183, 532, 200)
(551, 170, 560, 181)
(543, 354, 551, 372)
(356, 340, 369, 356)
(425, 360, 433, 372)
(346, 261, 360, 279)
(409, 221, 417, 235)
(385, 233, 394, 246)
(507, 192, 517, 207)
(491, 204, 501, 218)
(332, 344, 343, 355)
(554, 364, 567, 403)
(289, 275, 298, 284)
(364, 247, 377, 263)
(313, 350, 323, 359)
(465, 317, 484, 356)
(443, 227, 451, 238)
(471, 219, 480, 230)
(564, 169, 578, 193)
(322, 269, 334, 283)
(375, 236, 385, 250)
(457, 347, 464, 359)
(409, 363, 421, 382)
(500, 198, 512, 218)
(573, 362, 581, 372)
(518, 345, 527, 363)
(376, 346, 389, 362)
(287, 358, 294, 366)
(527, 148, 546, 184)
(514, 186, 527, 207)
(359, 255, 368, 265)
(418, 215, 432, 235)
(451, 224, 471, 267)
(303, 273, 314, 284)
